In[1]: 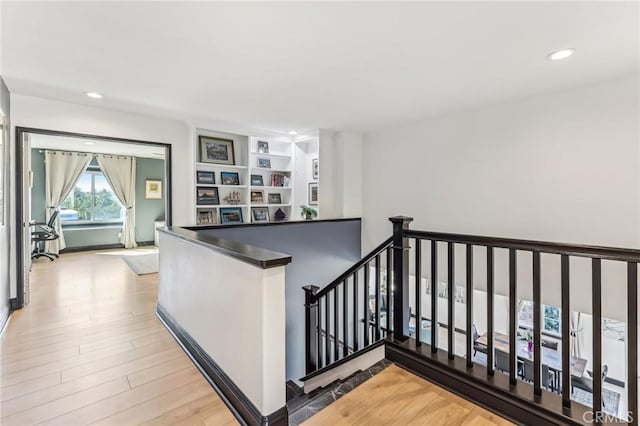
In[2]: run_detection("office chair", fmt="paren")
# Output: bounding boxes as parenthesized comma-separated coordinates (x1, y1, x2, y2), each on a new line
(32, 210, 60, 261)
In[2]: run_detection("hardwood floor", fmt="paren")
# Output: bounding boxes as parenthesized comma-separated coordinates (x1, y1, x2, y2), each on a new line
(0, 249, 237, 426)
(302, 364, 513, 426)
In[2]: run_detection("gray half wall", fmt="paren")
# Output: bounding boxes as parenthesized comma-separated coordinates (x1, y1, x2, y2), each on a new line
(201, 219, 361, 382)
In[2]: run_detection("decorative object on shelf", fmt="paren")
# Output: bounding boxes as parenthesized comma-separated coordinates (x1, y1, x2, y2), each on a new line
(220, 171, 240, 185)
(220, 207, 243, 224)
(308, 182, 318, 205)
(258, 158, 271, 168)
(268, 193, 282, 204)
(197, 208, 217, 225)
(196, 186, 220, 205)
(145, 179, 162, 199)
(300, 205, 318, 221)
(252, 207, 270, 223)
(312, 158, 319, 180)
(199, 136, 235, 165)
(251, 174, 264, 186)
(223, 190, 242, 205)
(283, 176, 291, 187)
(251, 190, 265, 203)
(258, 141, 269, 154)
(271, 173, 285, 187)
(196, 171, 215, 184)
(274, 208, 287, 222)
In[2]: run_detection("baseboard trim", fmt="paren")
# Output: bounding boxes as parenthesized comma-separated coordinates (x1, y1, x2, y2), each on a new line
(60, 244, 124, 253)
(156, 304, 288, 426)
(0, 311, 11, 339)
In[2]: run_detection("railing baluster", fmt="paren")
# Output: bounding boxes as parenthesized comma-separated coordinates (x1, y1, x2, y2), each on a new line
(343, 278, 348, 357)
(364, 263, 370, 346)
(334, 286, 339, 362)
(487, 246, 494, 376)
(431, 240, 438, 353)
(325, 295, 330, 364)
(386, 247, 392, 335)
(508, 249, 517, 386)
(303, 285, 319, 374)
(466, 244, 473, 368)
(628, 262, 638, 426)
(317, 297, 323, 369)
(353, 272, 359, 351)
(448, 242, 455, 360)
(375, 254, 381, 341)
(561, 254, 571, 408)
(415, 239, 422, 346)
(592, 258, 602, 413)
(533, 251, 541, 396)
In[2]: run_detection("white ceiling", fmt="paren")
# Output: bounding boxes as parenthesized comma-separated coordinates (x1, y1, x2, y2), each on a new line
(3, 2, 638, 135)
(29, 133, 166, 160)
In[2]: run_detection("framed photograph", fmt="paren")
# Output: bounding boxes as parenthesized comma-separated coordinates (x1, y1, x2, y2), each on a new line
(268, 193, 282, 204)
(196, 186, 220, 205)
(308, 183, 318, 205)
(258, 158, 271, 168)
(196, 171, 215, 184)
(197, 208, 217, 225)
(252, 207, 270, 223)
(257, 141, 269, 154)
(220, 171, 240, 185)
(199, 135, 235, 165)
(312, 158, 319, 180)
(145, 180, 163, 199)
(251, 190, 265, 203)
(220, 207, 243, 225)
(251, 174, 264, 186)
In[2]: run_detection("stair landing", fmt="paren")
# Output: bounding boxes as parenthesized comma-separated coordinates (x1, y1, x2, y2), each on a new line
(302, 364, 513, 425)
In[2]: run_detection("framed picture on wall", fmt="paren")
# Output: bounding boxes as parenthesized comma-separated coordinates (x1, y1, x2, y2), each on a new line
(251, 175, 264, 186)
(312, 158, 318, 180)
(145, 180, 163, 199)
(199, 136, 235, 165)
(308, 182, 318, 205)
(252, 207, 270, 223)
(220, 171, 240, 185)
(196, 171, 215, 184)
(220, 207, 243, 225)
(196, 186, 220, 205)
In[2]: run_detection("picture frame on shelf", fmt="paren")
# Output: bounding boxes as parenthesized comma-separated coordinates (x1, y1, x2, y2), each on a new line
(251, 190, 265, 203)
(257, 141, 269, 154)
(197, 208, 217, 225)
(251, 174, 264, 186)
(274, 208, 287, 222)
(312, 158, 319, 180)
(268, 193, 282, 204)
(199, 136, 235, 165)
(196, 170, 215, 184)
(220, 207, 243, 225)
(258, 158, 271, 168)
(196, 186, 220, 205)
(308, 182, 318, 205)
(145, 180, 162, 199)
(220, 171, 240, 185)
(252, 207, 270, 223)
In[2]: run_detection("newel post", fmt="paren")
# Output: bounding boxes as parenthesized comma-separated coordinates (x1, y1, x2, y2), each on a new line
(389, 216, 413, 341)
(303, 285, 320, 374)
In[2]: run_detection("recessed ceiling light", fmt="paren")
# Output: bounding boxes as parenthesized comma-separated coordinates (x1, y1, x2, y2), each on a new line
(547, 48, 575, 61)
(84, 141, 95, 145)
(288, 130, 298, 136)
(85, 91, 103, 99)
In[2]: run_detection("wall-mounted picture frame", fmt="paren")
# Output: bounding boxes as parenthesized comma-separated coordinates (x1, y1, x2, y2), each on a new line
(251, 174, 264, 186)
(220, 207, 243, 225)
(252, 207, 270, 223)
(199, 135, 235, 165)
(268, 193, 282, 204)
(251, 190, 265, 203)
(308, 182, 318, 205)
(257, 141, 269, 154)
(197, 208, 217, 225)
(258, 158, 271, 168)
(196, 170, 215, 184)
(220, 171, 240, 185)
(145, 180, 163, 199)
(196, 186, 220, 205)
(312, 158, 318, 180)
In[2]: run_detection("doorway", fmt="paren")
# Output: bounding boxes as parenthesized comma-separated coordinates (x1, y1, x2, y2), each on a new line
(14, 127, 172, 309)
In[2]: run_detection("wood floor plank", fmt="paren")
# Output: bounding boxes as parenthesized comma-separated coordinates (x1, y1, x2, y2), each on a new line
(0, 372, 60, 402)
(126, 356, 193, 388)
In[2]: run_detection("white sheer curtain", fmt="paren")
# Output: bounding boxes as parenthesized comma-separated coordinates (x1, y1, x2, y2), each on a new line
(45, 150, 92, 254)
(96, 155, 137, 248)
(570, 312, 585, 358)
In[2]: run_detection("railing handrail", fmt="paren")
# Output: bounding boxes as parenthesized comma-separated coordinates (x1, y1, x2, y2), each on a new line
(312, 236, 393, 300)
(405, 229, 640, 262)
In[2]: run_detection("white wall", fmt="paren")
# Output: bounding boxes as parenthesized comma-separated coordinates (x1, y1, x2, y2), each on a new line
(362, 75, 640, 320)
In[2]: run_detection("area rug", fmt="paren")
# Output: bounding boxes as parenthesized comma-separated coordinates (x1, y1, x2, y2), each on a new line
(120, 251, 159, 275)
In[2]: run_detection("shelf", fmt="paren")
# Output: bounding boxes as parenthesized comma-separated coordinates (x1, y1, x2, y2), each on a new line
(251, 168, 292, 173)
(196, 204, 249, 208)
(196, 184, 248, 188)
(252, 204, 291, 207)
(250, 186, 291, 190)
(251, 152, 292, 159)
(196, 162, 248, 170)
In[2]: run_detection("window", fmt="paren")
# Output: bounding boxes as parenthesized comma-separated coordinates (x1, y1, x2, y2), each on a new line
(518, 301, 561, 335)
(60, 169, 124, 224)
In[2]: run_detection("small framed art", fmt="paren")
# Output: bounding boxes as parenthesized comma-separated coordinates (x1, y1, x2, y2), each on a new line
(220, 171, 240, 185)
(199, 136, 235, 165)
(308, 183, 318, 205)
(196, 171, 215, 184)
(268, 193, 282, 204)
(196, 186, 220, 205)
(251, 174, 264, 186)
(145, 180, 162, 199)
(258, 158, 271, 168)
(252, 207, 270, 223)
(220, 207, 243, 225)
(197, 208, 217, 225)
(258, 141, 269, 154)
(312, 158, 319, 180)
(251, 190, 265, 203)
